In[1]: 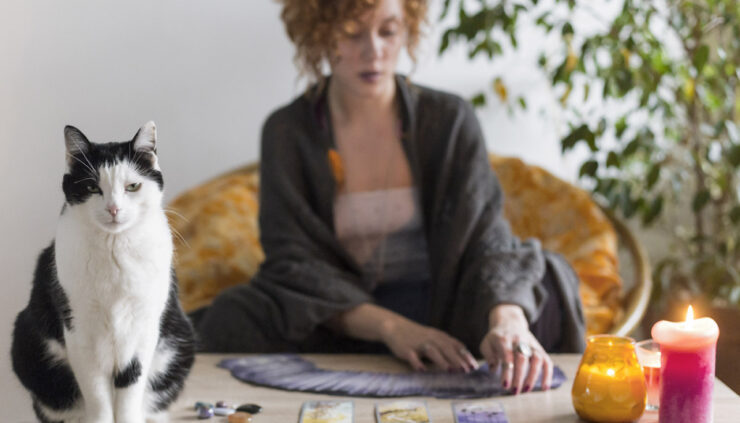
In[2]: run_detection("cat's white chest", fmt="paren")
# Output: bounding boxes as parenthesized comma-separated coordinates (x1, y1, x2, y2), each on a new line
(55, 210, 172, 336)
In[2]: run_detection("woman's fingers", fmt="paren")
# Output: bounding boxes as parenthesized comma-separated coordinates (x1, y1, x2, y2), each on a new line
(480, 337, 498, 370)
(419, 342, 451, 371)
(462, 349, 480, 371)
(498, 337, 515, 390)
(440, 347, 468, 372)
(511, 344, 529, 394)
(417, 332, 476, 372)
(442, 338, 478, 373)
(405, 350, 426, 372)
(522, 352, 544, 393)
(541, 354, 554, 390)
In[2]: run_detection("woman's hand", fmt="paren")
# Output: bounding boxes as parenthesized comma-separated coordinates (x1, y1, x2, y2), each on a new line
(381, 317, 479, 373)
(479, 304, 553, 395)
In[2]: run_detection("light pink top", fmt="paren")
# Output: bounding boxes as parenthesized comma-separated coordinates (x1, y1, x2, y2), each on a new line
(333, 187, 431, 285)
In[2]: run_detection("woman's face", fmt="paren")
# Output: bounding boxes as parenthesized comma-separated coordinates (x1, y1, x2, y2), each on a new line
(330, 0, 407, 98)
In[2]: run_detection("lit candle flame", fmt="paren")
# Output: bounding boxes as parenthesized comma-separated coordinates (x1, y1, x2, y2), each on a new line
(686, 305, 694, 322)
(607, 368, 615, 377)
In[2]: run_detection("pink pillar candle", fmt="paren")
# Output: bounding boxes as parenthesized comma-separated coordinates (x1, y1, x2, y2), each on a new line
(651, 306, 719, 423)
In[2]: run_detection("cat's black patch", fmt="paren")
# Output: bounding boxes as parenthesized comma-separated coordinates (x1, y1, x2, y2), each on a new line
(12, 244, 81, 412)
(63, 129, 164, 206)
(32, 401, 62, 423)
(149, 276, 196, 410)
(114, 357, 142, 388)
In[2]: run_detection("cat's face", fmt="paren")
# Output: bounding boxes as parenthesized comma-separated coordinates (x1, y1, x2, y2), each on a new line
(62, 122, 164, 234)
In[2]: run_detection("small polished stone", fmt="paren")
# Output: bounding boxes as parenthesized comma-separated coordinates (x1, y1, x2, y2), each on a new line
(214, 407, 236, 416)
(216, 400, 232, 408)
(236, 403, 262, 414)
(197, 406, 214, 419)
(194, 401, 213, 411)
(228, 412, 253, 423)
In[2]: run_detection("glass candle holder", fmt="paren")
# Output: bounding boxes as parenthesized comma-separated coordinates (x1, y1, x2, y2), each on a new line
(634, 339, 661, 411)
(572, 335, 647, 422)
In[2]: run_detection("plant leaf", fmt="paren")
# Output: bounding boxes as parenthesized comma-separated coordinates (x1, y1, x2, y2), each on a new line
(727, 145, 740, 167)
(692, 190, 711, 212)
(623, 137, 640, 157)
(642, 195, 664, 225)
(621, 185, 637, 218)
(493, 77, 508, 101)
(579, 160, 598, 178)
(615, 116, 628, 139)
(606, 151, 621, 168)
(561, 124, 593, 153)
(693, 44, 709, 73)
(471, 93, 486, 108)
(730, 206, 740, 223)
(440, 0, 453, 20)
(562, 22, 574, 37)
(646, 164, 661, 189)
(439, 29, 454, 54)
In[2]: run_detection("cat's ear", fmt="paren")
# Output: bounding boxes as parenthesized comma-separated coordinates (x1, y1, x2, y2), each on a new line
(132, 121, 157, 154)
(64, 125, 92, 169)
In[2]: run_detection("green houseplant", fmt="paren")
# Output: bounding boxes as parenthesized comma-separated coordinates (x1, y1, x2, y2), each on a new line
(438, 0, 740, 313)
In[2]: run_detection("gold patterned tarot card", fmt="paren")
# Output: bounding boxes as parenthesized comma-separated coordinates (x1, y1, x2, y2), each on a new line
(375, 400, 431, 423)
(299, 400, 354, 423)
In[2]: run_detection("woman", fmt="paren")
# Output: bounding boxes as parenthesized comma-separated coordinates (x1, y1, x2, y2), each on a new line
(196, 0, 586, 395)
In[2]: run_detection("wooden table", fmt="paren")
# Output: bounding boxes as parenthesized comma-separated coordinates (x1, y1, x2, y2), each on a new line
(170, 354, 740, 422)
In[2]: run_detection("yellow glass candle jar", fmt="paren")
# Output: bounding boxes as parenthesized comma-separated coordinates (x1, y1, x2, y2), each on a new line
(572, 335, 646, 422)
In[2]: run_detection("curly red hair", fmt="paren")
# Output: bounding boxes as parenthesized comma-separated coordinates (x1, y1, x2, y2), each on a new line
(278, 0, 427, 81)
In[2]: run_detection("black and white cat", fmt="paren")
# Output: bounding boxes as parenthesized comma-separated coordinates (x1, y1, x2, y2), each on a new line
(12, 122, 195, 423)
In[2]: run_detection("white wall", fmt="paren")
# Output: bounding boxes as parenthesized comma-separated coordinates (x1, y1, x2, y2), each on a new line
(0, 1, 585, 420)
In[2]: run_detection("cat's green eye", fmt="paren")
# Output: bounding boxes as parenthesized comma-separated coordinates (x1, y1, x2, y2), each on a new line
(126, 182, 142, 192)
(86, 184, 101, 194)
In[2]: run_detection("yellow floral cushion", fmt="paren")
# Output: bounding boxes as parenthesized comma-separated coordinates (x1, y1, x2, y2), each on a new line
(169, 168, 264, 313)
(169, 156, 623, 335)
(488, 156, 622, 335)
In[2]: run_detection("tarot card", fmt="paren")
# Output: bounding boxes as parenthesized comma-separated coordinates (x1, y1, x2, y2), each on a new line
(375, 400, 431, 423)
(343, 371, 382, 396)
(312, 370, 348, 393)
(358, 372, 386, 396)
(452, 401, 508, 423)
(273, 369, 320, 391)
(298, 400, 354, 423)
(388, 372, 415, 397)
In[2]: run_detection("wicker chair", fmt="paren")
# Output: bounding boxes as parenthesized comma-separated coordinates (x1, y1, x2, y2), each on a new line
(168, 155, 651, 337)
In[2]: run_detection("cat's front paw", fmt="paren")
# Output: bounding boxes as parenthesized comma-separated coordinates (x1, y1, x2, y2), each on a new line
(115, 410, 146, 423)
(82, 414, 114, 423)
(146, 411, 170, 423)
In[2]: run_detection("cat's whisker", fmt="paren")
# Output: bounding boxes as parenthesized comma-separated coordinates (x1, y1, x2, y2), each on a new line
(66, 154, 97, 177)
(66, 152, 98, 176)
(72, 139, 97, 177)
(73, 177, 98, 184)
(169, 226, 190, 249)
(163, 208, 190, 223)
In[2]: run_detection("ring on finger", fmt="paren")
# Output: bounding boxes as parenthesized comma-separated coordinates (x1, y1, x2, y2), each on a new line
(502, 362, 514, 370)
(514, 342, 533, 359)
